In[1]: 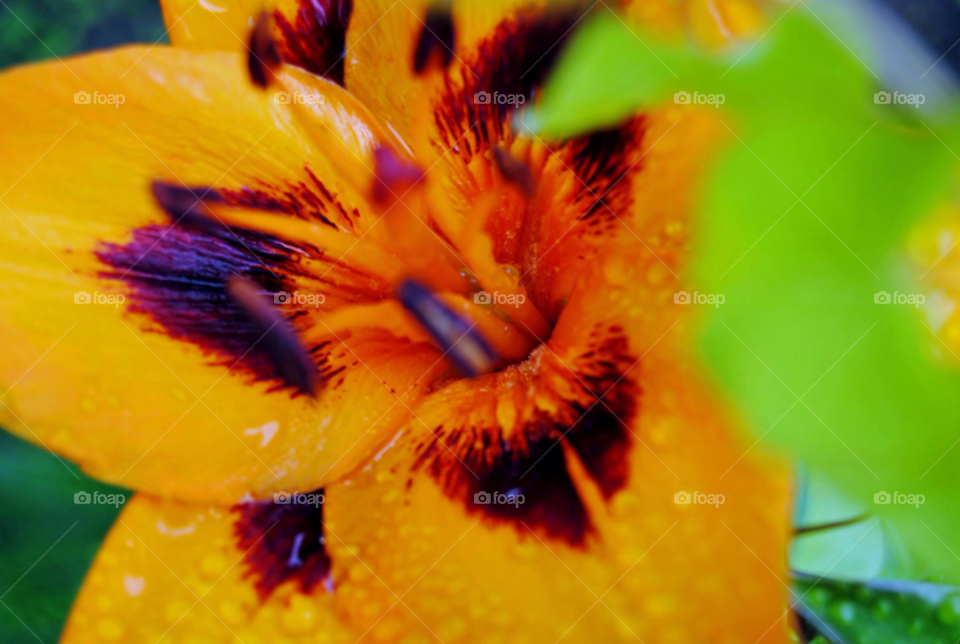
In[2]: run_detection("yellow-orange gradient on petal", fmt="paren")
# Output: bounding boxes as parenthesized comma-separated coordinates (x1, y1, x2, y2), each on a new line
(907, 204, 960, 363)
(1, 1, 794, 642)
(0, 47, 442, 503)
(328, 243, 789, 642)
(61, 494, 356, 644)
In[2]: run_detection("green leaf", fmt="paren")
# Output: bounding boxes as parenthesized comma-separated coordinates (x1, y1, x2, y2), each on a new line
(530, 5, 960, 582)
(793, 575, 960, 643)
(0, 433, 127, 642)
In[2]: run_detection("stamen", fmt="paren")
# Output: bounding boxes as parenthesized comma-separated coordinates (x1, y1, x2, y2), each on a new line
(372, 147, 425, 205)
(155, 182, 405, 283)
(491, 147, 535, 197)
(397, 279, 501, 377)
(151, 182, 225, 232)
(413, 4, 455, 74)
(226, 277, 318, 396)
(436, 293, 538, 364)
(248, 12, 281, 88)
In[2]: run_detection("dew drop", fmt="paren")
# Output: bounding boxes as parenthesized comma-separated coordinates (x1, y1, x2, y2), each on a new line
(96, 618, 123, 640)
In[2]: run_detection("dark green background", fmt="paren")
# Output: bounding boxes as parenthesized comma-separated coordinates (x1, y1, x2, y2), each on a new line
(0, 3, 165, 642)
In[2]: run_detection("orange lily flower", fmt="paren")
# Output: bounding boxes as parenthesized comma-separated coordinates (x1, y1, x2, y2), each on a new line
(0, 0, 788, 642)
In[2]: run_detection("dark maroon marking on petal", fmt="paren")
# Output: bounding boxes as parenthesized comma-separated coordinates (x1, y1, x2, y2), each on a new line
(218, 168, 354, 230)
(434, 6, 593, 160)
(96, 224, 331, 394)
(274, 0, 353, 87)
(248, 12, 282, 88)
(234, 491, 332, 600)
(413, 325, 637, 545)
(566, 118, 646, 225)
(413, 4, 455, 73)
(227, 276, 318, 396)
(431, 5, 647, 238)
(562, 332, 637, 497)
(416, 425, 592, 545)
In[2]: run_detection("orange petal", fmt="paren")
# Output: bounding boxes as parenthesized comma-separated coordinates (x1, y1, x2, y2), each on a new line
(61, 493, 357, 644)
(620, 0, 766, 46)
(0, 47, 437, 503)
(906, 205, 960, 364)
(523, 109, 726, 317)
(345, 0, 542, 144)
(161, 0, 354, 85)
(320, 249, 791, 642)
(324, 362, 789, 640)
(62, 255, 788, 644)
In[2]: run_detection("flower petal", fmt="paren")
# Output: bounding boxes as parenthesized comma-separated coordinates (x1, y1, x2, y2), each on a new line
(62, 251, 788, 644)
(161, 0, 354, 85)
(621, 0, 767, 47)
(344, 0, 541, 144)
(0, 47, 438, 503)
(321, 251, 791, 642)
(61, 493, 357, 644)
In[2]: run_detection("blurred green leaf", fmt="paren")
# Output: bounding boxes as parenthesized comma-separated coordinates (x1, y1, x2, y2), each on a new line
(531, 6, 960, 583)
(794, 575, 960, 643)
(0, 432, 127, 644)
(0, 4, 161, 642)
(0, 0, 167, 70)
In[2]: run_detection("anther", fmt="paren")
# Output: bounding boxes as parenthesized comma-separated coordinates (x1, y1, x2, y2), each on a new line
(248, 12, 281, 88)
(397, 279, 501, 377)
(151, 181, 226, 231)
(372, 147, 425, 205)
(413, 4, 455, 74)
(491, 147, 535, 197)
(226, 277, 318, 396)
